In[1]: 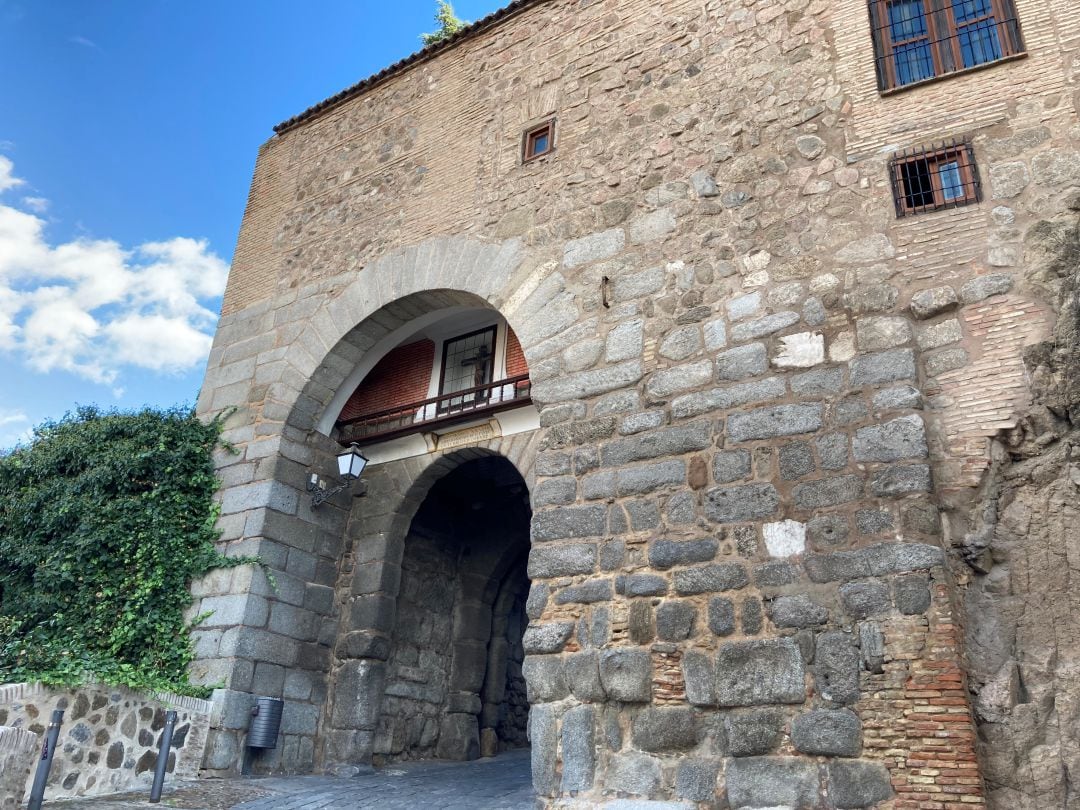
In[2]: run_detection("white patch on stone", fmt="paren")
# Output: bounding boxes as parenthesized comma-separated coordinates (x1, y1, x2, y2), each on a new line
(772, 332, 824, 368)
(743, 270, 769, 288)
(764, 520, 806, 558)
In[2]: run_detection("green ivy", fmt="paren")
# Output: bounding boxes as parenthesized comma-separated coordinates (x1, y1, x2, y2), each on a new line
(0, 406, 244, 697)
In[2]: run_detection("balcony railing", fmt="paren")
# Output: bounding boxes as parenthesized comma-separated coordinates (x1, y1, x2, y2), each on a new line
(336, 374, 532, 444)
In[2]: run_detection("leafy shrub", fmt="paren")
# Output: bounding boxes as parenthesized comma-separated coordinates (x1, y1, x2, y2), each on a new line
(420, 0, 468, 46)
(0, 406, 241, 696)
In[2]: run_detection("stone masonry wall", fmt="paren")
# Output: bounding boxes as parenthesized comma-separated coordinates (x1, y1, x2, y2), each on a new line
(0, 683, 211, 801)
(0, 726, 37, 808)
(194, 0, 1079, 803)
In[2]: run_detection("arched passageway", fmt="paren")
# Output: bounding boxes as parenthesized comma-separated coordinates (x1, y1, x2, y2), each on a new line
(373, 455, 532, 764)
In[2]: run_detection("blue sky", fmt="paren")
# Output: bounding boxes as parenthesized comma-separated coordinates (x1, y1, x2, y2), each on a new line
(0, 0, 502, 448)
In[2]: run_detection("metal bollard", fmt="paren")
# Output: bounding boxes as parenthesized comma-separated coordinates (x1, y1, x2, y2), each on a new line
(148, 710, 177, 803)
(27, 709, 63, 810)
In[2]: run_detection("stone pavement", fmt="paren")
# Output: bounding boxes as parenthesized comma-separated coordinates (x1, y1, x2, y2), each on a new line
(48, 749, 535, 810)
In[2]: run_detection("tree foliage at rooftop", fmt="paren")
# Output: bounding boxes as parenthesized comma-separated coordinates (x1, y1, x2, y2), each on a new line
(421, 0, 469, 45)
(0, 406, 241, 696)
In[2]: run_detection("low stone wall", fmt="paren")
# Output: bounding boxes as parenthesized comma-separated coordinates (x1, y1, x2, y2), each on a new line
(0, 726, 38, 808)
(0, 683, 213, 800)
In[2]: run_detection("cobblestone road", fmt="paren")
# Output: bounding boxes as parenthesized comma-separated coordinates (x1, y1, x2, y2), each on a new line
(49, 749, 535, 810)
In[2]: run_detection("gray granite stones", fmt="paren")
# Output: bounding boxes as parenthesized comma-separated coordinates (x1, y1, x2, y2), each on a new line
(715, 638, 806, 706)
(674, 563, 750, 595)
(704, 483, 780, 523)
(599, 649, 652, 703)
(790, 708, 862, 756)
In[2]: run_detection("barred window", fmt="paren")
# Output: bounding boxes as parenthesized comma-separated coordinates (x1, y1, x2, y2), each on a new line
(889, 140, 981, 217)
(868, 0, 1024, 91)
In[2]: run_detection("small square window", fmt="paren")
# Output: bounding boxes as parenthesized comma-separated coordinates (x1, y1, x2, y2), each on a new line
(889, 140, 981, 217)
(522, 120, 555, 162)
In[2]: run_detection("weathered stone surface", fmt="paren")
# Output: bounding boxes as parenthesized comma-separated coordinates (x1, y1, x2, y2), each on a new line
(960, 272, 1014, 303)
(629, 209, 677, 244)
(715, 343, 767, 381)
(893, 573, 932, 615)
(606, 752, 662, 795)
(808, 514, 850, 548)
(566, 651, 605, 702)
(713, 449, 752, 483)
(564, 228, 625, 267)
(839, 581, 890, 619)
(772, 333, 825, 370)
(528, 544, 596, 578)
(671, 377, 785, 418)
(561, 705, 596, 792)
(659, 326, 703, 361)
(656, 601, 696, 640)
(599, 649, 652, 703)
(620, 573, 669, 597)
(523, 655, 569, 703)
(925, 347, 969, 376)
(754, 561, 796, 587)
(779, 442, 815, 480)
(708, 597, 735, 636)
(791, 708, 862, 756)
(814, 632, 859, 705)
(715, 639, 806, 706)
(725, 756, 820, 809)
(647, 359, 713, 398)
(632, 707, 699, 752)
(804, 542, 944, 583)
(532, 505, 607, 541)
(792, 474, 864, 509)
(704, 483, 780, 523)
(522, 622, 575, 654)
(855, 508, 893, 534)
(555, 578, 613, 605)
(909, 286, 959, 319)
(727, 292, 762, 321)
(873, 384, 922, 410)
(649, 538, 719, 569)
(856, 315, 913, 351)
(728, 404, 823, 441)
(601, 422, 712, 466)
(768, 595, 829, 628)
(682, 650, 717, 706)
(674, 563, 749, 595)
(853, 414, 928, 462)
(606, 319, 645, 362)
(870, 464, 932, 495)
(531, 704, 559, 796)
(860, 622, 885, 674)
(532, 360, 644, 403)
(827, 760, 894, 807)
(791, 366, 842, 396)
(849, 348, 916, 386)
(918, 318, 963, 350)
(690, 171, 719, 198)
(731, 311, 801, 342)
(726, 709, 784, 757)
(675, 758, 721, 802)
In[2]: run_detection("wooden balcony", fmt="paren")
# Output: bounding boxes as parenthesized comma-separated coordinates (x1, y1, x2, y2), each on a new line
(336, 374, 532, 445)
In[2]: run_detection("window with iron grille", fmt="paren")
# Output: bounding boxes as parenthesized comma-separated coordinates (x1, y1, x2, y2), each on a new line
(889, 140, 981, 217)
(868, 0, 1025, 92)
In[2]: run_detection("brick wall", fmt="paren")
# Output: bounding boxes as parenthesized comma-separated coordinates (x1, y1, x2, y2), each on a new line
(505, 326, 527, 378)
(338, 339, 435, 422)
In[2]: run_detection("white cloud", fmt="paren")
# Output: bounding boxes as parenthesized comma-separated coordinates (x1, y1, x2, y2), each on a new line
(0, 407, 30, 451)
(21, 196, 48, 213)
(0, 155, 23, 192)
(0, 157, 229, 387)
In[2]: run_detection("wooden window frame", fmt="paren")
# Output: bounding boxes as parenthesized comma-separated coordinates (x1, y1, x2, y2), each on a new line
(522, 119, 555, 163)
(869, 0, 1025, 92)
(889, 140, 981, 218)
(436, 325, 498, 413)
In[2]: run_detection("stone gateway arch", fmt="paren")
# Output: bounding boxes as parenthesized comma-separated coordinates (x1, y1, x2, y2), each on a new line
(193, 0, 1080, 807)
